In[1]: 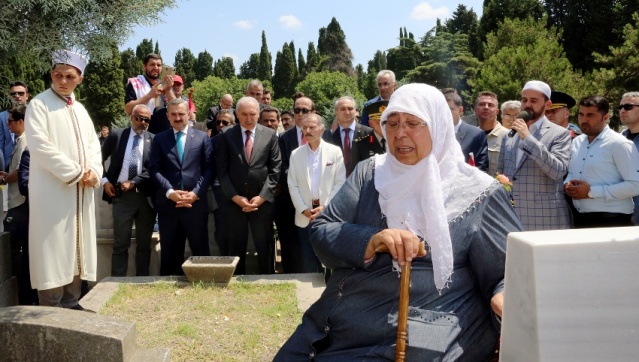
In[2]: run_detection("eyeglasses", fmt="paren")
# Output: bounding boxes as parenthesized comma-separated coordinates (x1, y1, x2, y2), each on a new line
(216, 120, 229, 126)
(294, 108, 312, 114)
(617, 104, 639, 111)
(382, 119, 427, 130)
(133, 115, 151, 123)
(9, 92, 25, 97)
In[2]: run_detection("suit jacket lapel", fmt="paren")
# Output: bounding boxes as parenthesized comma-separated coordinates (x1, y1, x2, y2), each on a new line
(116, 128, 131, 166)
(142, 131, 152, 163)
(456, 123, 464, 143)
(231, 125, 247, 165)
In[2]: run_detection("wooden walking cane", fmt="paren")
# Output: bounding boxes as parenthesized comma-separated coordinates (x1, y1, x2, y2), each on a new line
(395, 241, 425, 362)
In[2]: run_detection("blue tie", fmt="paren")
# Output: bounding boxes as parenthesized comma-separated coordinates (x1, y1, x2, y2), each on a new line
(128, 135, 141, 180)
(176, 131, 184, 162)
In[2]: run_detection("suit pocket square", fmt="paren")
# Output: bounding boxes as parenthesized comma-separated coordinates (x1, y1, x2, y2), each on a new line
(326, 161, 334, 166)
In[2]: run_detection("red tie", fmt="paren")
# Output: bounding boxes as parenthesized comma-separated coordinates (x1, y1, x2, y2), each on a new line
(245, 130, 253, 161)
(343, 128, 351, 176)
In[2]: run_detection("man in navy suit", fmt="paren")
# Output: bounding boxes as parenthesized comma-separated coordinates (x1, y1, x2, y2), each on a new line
(216, 96, 281, 275)
(102, 104, 156, 276)
(330, 96, 376, 177)
(442, 90, 488, 172)
(149, 98, 213, 275)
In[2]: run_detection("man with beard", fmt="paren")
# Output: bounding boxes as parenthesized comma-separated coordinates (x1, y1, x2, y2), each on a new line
(101, 105, 156, 276)
(125, 53, 170, 115)
(474, 91, 508, 176)
(565, 96, 639, 228)
(497, 80, 572, 230)
(619, 91, 639, 224)
(259, 106, 282, 135)
(1, 81, 29, 168)
(280, 110, 295, 131)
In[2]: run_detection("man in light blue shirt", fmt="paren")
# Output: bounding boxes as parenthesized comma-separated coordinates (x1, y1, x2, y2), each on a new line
(564, 96, 639, 227)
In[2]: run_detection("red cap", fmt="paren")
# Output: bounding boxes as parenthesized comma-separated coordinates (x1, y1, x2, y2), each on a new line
(173, 75, 184, 85)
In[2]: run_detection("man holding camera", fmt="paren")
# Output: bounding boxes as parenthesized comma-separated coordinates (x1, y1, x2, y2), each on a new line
(101, 104, 156, 276)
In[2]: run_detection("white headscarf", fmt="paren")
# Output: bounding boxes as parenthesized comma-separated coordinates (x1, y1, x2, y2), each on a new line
(374, 83, 494, 291)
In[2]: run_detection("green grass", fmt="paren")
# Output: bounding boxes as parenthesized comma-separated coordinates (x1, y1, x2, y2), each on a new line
(100, 281, 302, 362)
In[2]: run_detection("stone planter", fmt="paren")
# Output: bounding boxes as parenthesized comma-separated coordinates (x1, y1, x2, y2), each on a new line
(182, 256, 239, 284)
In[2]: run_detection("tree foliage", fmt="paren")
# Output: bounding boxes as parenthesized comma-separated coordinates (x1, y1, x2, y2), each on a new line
(191, 76, 250, 122)
(406, 30, 480, 98)
(273, 42, 297, 100)
(120, 48, 140, 86)
(470, 17, 582, 102)
(258, 30, 272, 81)
(136, 39, 154, 61)
(305, 42, 320, 74)
(174, 48, 197, 87)
(544, 0, 639, 71)
(239, 53, 260, 80)
(387, 32, 421, 81)
(194, 50, 214, 81)
(296, 71, 364, 117)
(213, 57, 236, 80)
(82, 42, 124, 130)
(317, 18, 355, 76)
(443, 5, 481, 58)
(477, 0, 545, 59)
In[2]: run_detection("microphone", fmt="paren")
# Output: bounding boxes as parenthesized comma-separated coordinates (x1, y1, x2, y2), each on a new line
(508, 110, 531, 138)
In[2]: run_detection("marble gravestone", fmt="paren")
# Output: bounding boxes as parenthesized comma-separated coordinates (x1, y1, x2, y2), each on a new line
(500, 227, 639, 362)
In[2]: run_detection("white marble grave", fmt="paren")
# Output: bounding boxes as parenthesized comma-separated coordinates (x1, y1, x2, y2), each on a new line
(500, 227, 639, 361)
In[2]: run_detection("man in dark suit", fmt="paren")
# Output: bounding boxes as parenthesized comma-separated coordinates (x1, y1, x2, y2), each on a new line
(216, 96, 281, 275)
(149, 98, 213, 275)
(442, 90, 488, 171)
(101, 104, 156, 276)
(330, 96, 376, 176)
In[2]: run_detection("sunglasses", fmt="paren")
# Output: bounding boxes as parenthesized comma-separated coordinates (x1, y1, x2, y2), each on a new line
(617, 104, 639, 111)
(9, 91, 25, 97)
(216, 120, 229, 126)
(133, 115, 151, 123)
(294, 108, 312, 114)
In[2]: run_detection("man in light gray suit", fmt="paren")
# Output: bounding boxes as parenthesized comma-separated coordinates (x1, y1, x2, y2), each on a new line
(497, 80, 572, 230)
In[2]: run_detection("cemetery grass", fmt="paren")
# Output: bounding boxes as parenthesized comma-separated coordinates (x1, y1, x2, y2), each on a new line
(100, 281, 302, 361)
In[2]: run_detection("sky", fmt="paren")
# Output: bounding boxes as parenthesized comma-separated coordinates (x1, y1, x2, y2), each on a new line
(122, 0, 484, 70)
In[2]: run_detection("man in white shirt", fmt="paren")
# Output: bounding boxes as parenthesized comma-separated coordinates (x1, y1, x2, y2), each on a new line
(565, 96, 639, 227)
(288, 113, 346, 273)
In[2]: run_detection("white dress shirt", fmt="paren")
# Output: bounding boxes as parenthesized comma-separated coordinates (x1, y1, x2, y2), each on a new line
(307, 143, 323, 201)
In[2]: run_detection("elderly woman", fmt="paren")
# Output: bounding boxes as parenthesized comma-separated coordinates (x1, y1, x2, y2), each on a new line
(274, 84, 522, 361)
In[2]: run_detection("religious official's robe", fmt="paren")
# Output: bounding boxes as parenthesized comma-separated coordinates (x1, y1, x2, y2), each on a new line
(24, 89, 102, 290)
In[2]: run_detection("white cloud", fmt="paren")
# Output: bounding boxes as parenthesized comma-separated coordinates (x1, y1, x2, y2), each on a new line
(233, 20, 256, 30)
(410, 2, 448, 20)
(279, 15, 302, 29)
(223, 53, 238, 61)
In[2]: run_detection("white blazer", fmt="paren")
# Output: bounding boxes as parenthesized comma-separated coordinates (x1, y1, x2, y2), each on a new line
(288, 140, 346, 227)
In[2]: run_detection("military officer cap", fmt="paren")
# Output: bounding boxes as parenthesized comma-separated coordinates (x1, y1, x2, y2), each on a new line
(549, 91, 576, 110)
(362, 100, 389, 121)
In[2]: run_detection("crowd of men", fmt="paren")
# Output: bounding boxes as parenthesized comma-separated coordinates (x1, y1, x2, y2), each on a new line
(5, 50, 639, 310)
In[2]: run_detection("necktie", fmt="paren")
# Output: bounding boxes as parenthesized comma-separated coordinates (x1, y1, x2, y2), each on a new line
(66, 97, 72, 106)
(245, 130, 253, 161)
(176, 131, 184, 162)
(301, 130, 307, 145)
(128, 135, 141, 180)
(343, 128, 351, 176)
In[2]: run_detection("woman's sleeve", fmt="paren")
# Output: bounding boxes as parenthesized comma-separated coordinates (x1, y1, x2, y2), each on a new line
(310, 160, 382, 270)
(470, 184, 523, 300)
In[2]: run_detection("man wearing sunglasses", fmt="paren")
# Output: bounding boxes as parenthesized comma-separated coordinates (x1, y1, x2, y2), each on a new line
(619, 91, 639, 224)
(101, 104, 156, 277)
(0, 81, 29, 169)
